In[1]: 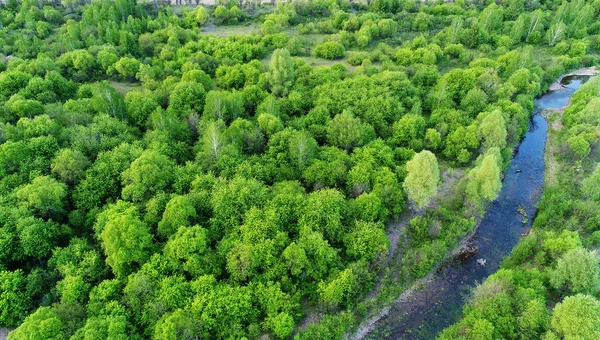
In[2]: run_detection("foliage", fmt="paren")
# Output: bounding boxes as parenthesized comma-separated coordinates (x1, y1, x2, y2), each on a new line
(0, 0, 584, 338)
(403, 150, 440, 209)
(314, 41, 345, 60)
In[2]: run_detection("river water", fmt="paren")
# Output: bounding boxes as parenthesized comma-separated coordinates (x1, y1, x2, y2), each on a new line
(362, 75, 589, 340)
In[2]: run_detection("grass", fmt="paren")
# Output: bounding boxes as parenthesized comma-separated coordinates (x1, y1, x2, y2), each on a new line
(201, 23, 261, 37)
(108, 80, 142, 95)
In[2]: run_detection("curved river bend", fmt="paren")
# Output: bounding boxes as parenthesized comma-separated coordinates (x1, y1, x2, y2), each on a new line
(362, 75, 589, 340)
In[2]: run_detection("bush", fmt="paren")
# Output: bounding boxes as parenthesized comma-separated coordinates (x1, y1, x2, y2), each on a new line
(314, 41, 345, 60)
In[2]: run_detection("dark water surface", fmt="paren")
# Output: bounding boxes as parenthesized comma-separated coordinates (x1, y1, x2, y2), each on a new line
(364, 76, 588, 340)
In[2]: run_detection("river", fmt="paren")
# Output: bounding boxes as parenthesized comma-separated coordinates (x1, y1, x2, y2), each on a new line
(359, 75, 590, 340)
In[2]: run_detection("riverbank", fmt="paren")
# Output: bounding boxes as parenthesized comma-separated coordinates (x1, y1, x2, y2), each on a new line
(547, 66, 599, 91)
(438, 75, 600, 340)
(351, 73, 591, 340)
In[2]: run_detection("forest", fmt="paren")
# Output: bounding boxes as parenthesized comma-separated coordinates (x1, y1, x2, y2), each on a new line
(0, 0, 599, 338)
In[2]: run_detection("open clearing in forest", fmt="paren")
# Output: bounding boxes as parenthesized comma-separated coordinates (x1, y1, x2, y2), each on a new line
(108, 81, 142, 95)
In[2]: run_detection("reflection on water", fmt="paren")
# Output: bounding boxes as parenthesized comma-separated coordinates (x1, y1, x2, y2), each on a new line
(364, 75, 589, 340)
(535, 75, 589, 109)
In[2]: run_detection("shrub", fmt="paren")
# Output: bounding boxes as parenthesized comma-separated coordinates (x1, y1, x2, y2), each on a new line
(314, 41, 345, 60)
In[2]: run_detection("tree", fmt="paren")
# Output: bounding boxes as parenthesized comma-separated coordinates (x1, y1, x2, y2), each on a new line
(288, 131, 317, 171)
(269, 48, 294, 97)
(391, 114, 426, 149)
(71, 312, 131, 339)
(550, 248, 600, 295)
(125, 91, 159, 128)
(194, 6, 210, 26)
(551, 294, 600, 339)
(547, 22, 566, 46)
(51, 148, 90, 185)
(314, 42, 345, 60)
(92, 82, 126, 120)
(56, 275, 90, 304)
(16, 176, 67, 217)
(344, 221, 389, 261)
(318, 268, 358, 308)
(327, 111, 362, 151)
(201, 121, 226, 164)
(517, 299, 550, 338)
(479, 111, 507, 150)
(568, 135, 590, 159)
(164, 226, 210, 278)
(466, 150, 502, 204)
(7, 307, 65, 340)
(203, 91, 243, 123)
(211, 176, 270, 238)
(17, 217, 63, 259)
(181, 69, 215, 92)
(169, 81, 206, 118)
(121, 150, 175, 202)
(403, 151, 440, 210)
(461, 88, 488, 118)
(0, 270, 30, 327)
(299, 188, 347, 243)
(99, 202, 153, 278)
(112, 57, 140, 81)
(583, 164, 600, 200)
(157, 195, 197, 238)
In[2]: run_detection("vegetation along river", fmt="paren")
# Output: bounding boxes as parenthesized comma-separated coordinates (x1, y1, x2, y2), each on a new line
(361, 75, 590, 340)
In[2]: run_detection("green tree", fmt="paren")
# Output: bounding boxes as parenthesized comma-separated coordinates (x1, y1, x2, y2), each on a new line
(269, 48, 294, 97)
(99, 202, 153, 278)
(568, 135, 591, 159)
(517, 299, 550, 338)
(125, 91, 159, 128)
(391, 114, 426, 149)
(7, 307, 65, 340)
(461, 88, 488, 118)
(164, 226, 210, 278)
(51, 148, 90, 185)
(583, 164, 600, 200)
(327, 111, 362, 151)
(92, 82, 127, 120)
(17, 217, 63, 259)
(16, 176, 67, 217)
(0, 270, 30, 327)
(169, 82, 206, 117)
(466, 150, 502, 204)
(403, 150, 440, 209)
(157, 195, 197, 238)
(551, 294, 600, 339)
(112, 57, 140, 81)
(344, 221, 389, 261)
(121, 150, 175, 202)
(318, 268, 358, 308)
(289, 130, 317, 171)
(479, 110, 507, 150)
(550, 248, 600, 295)
(299, 188, 347, 243)
(314, 42, 345, 60)
(56, 275, 90, 305)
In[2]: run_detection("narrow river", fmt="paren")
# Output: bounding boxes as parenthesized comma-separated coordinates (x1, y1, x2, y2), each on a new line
(361, 75, 589, 340)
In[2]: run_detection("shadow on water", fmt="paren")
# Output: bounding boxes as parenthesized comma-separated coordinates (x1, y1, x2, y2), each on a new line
(364, 75, 590, 340)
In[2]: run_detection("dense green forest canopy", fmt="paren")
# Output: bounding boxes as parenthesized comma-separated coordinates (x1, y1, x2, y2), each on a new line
(0, 0, 598, 338)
